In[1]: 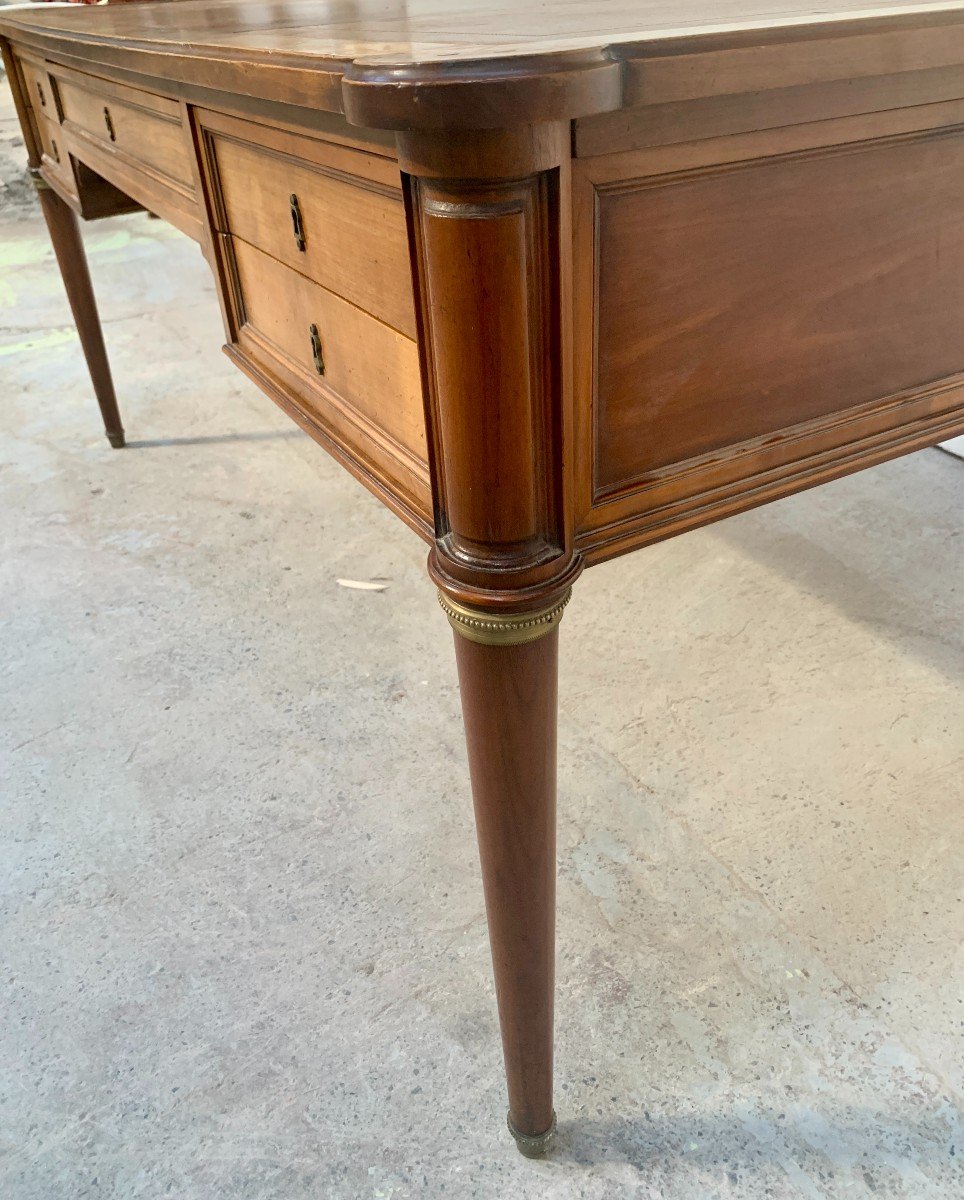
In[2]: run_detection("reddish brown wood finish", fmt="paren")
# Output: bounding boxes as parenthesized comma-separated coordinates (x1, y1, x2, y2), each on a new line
(47, 59, 202, 239)
(401, 126, 578, 1145)
(594, 127, 964, 488)
(8, 0, 964, 132)
(37, 186, 125, 448)
(453, 628, 559, 1140)
(200, 108, 416, 336)
(2, 42, 125, 448)
(400, 126, 581, 613)
(570, 101, 964, 563)
(4, 0, 964, 1159)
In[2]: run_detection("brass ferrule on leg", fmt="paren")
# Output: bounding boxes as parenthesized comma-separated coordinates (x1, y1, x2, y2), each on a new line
(508, 1110, 557, 1157)
(28, 167, 51, 192)
(438, 589, 570, 647)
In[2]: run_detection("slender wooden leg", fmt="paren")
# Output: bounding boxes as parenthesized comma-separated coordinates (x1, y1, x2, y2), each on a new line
(400, 121, 578, 1149)
(441, 591, 570, 1156)
(34, 178, 125, 448)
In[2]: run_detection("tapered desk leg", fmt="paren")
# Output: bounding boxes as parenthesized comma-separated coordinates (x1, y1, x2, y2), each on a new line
(34, 176, 125, 448)
(401, 121, 578, 1151)
(440, 592, 570, 1156)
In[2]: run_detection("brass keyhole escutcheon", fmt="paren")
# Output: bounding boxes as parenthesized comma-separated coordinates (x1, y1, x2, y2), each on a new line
(103, 106, 116, 141)
(36, 81, 46, 108)
(309, 324, 325, 375)
(290, 193, 306, 252)
(51, 139, 60, 164)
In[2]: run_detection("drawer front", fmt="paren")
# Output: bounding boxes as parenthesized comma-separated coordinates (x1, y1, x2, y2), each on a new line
(204, 118, 415, 338)
(36, 113, 76, 196)
(56, 73, 193, 189)
(231, 238, 426, 465)
(37, 115, 63, 169)
(18, 55, 56, 121)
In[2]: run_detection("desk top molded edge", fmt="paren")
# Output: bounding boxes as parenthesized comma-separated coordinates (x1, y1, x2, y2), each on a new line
(3, 2, 964, 130)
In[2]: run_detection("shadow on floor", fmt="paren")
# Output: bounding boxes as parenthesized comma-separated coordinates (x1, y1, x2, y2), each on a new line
(708, 451, 963, 687)
(125, 429, 307, 449)
(556, 1105, 955, 1175)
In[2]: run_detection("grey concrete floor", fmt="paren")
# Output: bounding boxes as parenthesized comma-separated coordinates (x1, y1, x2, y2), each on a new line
(1, 81, 962, 1200)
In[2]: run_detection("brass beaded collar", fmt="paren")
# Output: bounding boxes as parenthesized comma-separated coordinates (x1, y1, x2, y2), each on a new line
(437, 589, 570, 647)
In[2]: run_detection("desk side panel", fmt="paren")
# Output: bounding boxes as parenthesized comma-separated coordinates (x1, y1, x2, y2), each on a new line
(574, 102, 964, 563)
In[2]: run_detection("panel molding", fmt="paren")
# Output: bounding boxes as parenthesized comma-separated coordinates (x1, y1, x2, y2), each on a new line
(594, 372, 964, 506)
(572, 109, 964, 565)
(576, 399, 964, 565)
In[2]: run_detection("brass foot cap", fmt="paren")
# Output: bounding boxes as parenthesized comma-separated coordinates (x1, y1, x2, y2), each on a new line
(107, 431, 125, 449)
(508, 1111, 556, 1158)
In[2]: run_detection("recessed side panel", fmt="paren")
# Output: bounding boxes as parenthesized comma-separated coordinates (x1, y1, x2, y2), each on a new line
(574, 113, 964, 563)
(597, 128, 964, 490)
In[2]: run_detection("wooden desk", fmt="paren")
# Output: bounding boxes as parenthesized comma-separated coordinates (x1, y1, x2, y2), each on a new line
(3, 0, 963, 1157)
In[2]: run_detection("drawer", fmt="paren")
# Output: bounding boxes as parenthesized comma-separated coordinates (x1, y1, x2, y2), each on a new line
(35, 112, 63, 167)
(201, 113, 416, 338)
(35, 113, 76, 196)
(17, 54, 56, 120)
(55, 70, 193, 189)
(230, 238, 426, 464)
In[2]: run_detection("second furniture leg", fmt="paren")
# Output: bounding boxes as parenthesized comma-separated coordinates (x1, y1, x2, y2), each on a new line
(34, 175, 125, 448)
(442, 592, 568, 1156)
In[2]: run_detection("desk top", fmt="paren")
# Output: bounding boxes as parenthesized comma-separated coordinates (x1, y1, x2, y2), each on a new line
(5, 0, 964, 127)
(3, 0, 964, 60)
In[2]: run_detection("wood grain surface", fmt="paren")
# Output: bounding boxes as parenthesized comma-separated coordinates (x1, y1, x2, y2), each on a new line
(5, 0, 964, 1155)
(202, 110, 415, 336)
(453, 629, 559, 1140)
(593, 127, 964, 491)
(6, 1, 964, 130)
(4, 0, 964, 61)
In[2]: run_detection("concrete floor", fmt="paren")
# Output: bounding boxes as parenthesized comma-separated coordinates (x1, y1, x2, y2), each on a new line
(1, 81, 962, 1200)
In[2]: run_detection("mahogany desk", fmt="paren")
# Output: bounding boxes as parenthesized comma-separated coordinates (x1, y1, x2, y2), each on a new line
(3, 0, 963, 1157)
